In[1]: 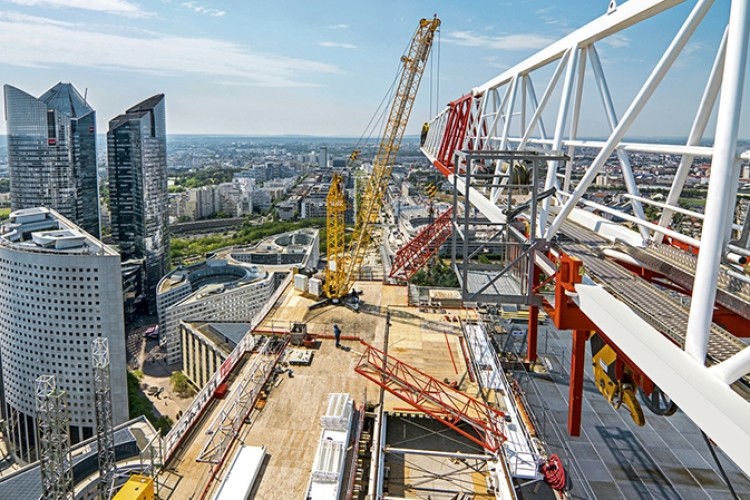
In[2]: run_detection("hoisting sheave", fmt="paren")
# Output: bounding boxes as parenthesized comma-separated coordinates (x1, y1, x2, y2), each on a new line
(590, 333, 645, 426)
(323, 16, 441, 301)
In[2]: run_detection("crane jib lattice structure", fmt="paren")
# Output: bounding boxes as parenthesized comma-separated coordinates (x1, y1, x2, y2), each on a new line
(354, 341, 506, 453)
(324, 17, 440, 300)
(421, 0, 750, 475)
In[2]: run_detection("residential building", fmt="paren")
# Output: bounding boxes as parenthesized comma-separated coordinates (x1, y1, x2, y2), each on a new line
(3, 83, 100, 237)
(0, 208, 127, 463)
(108, 94, 169, 312)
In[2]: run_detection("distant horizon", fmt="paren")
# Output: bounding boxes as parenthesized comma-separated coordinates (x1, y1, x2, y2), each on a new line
(2, 134, 745, 142)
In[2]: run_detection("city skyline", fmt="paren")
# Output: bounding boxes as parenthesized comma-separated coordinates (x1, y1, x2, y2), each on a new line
(0, 1, 743, 138)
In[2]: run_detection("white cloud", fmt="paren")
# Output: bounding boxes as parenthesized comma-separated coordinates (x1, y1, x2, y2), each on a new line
(0, 12, 341, 87)
(601, 33, 631, 49)
(535, 6, 567, 27)
(326, 24, 349, 29)
(682, 41, 707, 57)
(318, 41, 357, 49)
(6, 0, 151, 18)
(181, 1, 224, 17)
(444, 31, 555, 51)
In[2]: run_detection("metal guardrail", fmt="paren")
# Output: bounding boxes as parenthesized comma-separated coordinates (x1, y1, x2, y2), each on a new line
(162, 273, 292, 461)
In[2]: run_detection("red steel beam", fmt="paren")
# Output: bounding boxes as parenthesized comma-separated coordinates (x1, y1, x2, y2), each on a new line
(389, 207, 454, 281)
(435, 94, 474, 177)
(354, 341, 506, 452)
(568, 330, 588, 436)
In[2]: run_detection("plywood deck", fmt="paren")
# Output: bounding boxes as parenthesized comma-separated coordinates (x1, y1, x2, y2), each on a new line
(160, 281, 487, 499)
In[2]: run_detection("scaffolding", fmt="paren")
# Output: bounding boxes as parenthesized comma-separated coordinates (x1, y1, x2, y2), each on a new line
(93, 338, 117, 500)
(450, 150, 564, 306)
(36, 374, 73, 500)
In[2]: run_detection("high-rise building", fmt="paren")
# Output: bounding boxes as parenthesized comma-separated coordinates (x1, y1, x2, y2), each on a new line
(318, 146, 328, 170)
(0, 208, 128, 463)
(3, 83, 100, 237)
(107, 94, 169, 312)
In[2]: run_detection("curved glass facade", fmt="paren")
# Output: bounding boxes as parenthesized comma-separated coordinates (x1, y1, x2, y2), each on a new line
(108, 95, 169, 313)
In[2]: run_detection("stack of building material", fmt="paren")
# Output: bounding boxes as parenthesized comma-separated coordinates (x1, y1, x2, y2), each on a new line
(428, 289, 463, 308)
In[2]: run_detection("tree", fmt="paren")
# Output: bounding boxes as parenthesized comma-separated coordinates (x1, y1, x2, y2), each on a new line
(170, 371, 196, 398)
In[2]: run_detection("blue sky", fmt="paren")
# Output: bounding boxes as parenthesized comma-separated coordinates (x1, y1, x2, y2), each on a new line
(0, 0, 741, 137)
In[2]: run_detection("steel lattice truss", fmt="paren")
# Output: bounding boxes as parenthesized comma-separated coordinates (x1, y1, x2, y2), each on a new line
(421, 0, 750, 474)
(327, 17, 440, 299)
(92, 338, 117, 500)
(36, 375, 73, 500)
(389, 207, 454, 281)
(354, 341, 506, 452)
(324, 174, 348, 298)
(197, 337, 286, 465)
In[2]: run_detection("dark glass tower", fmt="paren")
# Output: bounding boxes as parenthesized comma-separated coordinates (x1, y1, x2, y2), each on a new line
(107, 95, 169, 313)
(3, 83, 100, 237)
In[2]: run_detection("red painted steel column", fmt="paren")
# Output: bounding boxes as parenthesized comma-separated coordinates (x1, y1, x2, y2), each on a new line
(527, 264, 541, 363)
(567, 329, 588, 436)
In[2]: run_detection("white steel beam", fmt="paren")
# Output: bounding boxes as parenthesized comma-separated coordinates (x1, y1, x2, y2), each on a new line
(508, 137, 717, 157)
(491, 76, 520, 202)
(686, 0, 750, 363)
(524, 76, 548, 143)
(564, 47, 588, 192)
(575, 284, 750, 474)
(546, 0, 714, 240)
(472, 0, 685, 96)
(518, 55, 568, 151)
(588, 45, 650, 241)
(657, 28, 728, 241)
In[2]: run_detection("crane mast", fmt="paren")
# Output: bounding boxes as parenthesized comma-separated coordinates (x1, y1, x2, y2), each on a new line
(325, 16, 440, 301)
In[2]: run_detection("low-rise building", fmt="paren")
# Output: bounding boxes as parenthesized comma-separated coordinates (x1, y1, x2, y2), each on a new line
(157, 229, 319, 365)
(180, 322, 252, 388)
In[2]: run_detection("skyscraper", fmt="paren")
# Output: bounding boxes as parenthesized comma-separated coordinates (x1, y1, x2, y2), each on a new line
(3, 83, 100, 237)
(0, 208, 128, 463)
(107, 95, 169, 312)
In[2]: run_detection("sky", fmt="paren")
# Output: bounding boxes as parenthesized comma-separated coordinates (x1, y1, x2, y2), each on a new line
(0, 0, 742, 137)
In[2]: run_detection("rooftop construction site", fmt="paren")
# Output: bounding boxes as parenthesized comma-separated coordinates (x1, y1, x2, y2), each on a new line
(3, 1, 750, 499)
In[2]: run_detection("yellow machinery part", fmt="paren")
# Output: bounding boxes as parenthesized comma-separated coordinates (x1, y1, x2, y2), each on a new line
(113, 474, 154, 500)
(622, 385, 646, 426)
(324, 174, 347, 299)
(325, 17, 441, 300)
(591, 334, 645, 426)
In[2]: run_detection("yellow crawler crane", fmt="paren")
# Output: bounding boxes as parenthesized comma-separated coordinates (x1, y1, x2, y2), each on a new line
(324, 16, 441, 304)
(324, 173, 347, 299)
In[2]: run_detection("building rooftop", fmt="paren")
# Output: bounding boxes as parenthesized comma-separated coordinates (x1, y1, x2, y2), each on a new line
(157, 259, 264, 295)
(183, 322, 252, 355)
(0, 207, 117, 256)
(38, 82, 93, 119)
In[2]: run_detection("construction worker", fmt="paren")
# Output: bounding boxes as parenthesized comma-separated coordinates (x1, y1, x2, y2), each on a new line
(333, 324, 342, 348)
(420, 122, 429, 146)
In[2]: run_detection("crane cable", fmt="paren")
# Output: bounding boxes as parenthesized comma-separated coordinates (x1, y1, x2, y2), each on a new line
(429, 26, 442, 120)
(354, 30, 418, 160)
(325, 34, 412, 183)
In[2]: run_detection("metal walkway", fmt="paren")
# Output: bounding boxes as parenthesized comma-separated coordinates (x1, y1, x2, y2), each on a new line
(559, 222, 750, 388)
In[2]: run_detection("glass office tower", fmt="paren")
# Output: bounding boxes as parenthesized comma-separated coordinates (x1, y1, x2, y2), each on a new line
(107, 95, 169, 313)
(3, 83, 100, 237)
